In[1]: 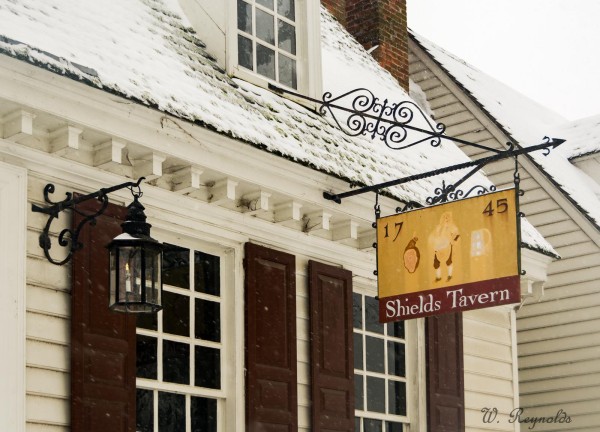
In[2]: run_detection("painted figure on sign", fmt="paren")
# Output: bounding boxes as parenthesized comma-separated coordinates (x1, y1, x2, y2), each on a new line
(403, 233, 420, 273)
(429, 211, 460, 282)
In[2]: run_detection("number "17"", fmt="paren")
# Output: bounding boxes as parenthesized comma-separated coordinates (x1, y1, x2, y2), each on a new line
(383, 222, 403, 241)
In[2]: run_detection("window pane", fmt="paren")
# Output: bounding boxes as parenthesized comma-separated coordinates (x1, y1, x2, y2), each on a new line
(355, 374, 364, 410)
(367, 377, 386, 413)
(278, 20, 296, 54)
(159, 392, 185, 432)
(136, 389, 154, 432)
(366, 336, 384, 373)
(195, 251, 220, 296)
(237, 0, 252, 33)
(238, 35, 253, 70)
(196, 299, 221, 342)
(137, 310, 158, 331)
(256, 44, 275, 79)
(256, 9, 274, 44)
(162, 291, 190, 337)
(195, 346, 221, 389)
(192, 397, 217, 432)
(387, 341, 405, 377)
(388, 381, 407, 416)
(365, 418, 383, 432)
(278, 53, 297, 89)
(355, 418, 361, 432)
(388, 321, 405, 339)
(163, 340, 190, 385)
(137, 335, 157, 379)
(353, 293, 362, 329)
(386, 421, 404, 432)
(163, 244, 190, 289)
(365, 296, 383, 334)
(278, 0, 295, 20)
(257, 0, 274, 10)
(354, 332, 363, 369)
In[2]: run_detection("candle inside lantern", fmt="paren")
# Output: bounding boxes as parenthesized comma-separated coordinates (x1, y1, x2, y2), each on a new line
(125, 262, 132, 292)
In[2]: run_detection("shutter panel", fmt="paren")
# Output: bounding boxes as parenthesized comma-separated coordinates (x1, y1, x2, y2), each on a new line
(426, 312, 465, 432)
(245, 243, 297, 432)
(71, 197, 136, 432)
(308, 261, 354, 432)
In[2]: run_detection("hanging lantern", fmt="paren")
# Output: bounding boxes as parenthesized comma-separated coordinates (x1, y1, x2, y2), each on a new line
(107, 195, 163, 313)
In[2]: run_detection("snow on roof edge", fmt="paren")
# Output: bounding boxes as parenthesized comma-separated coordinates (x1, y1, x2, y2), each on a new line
(409, 29, 600, 235)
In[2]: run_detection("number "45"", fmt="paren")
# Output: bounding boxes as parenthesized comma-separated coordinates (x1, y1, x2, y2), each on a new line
(483, 198, 508, 216)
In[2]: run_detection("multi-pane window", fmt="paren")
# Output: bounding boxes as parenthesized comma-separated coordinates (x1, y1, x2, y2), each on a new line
(354, 293, 408, 432)
(237, 0, 298, 89)
(136, 243, 222, 432)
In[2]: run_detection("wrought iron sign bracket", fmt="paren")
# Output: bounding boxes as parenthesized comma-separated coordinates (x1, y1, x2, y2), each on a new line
(31, 177, 146, 265)
(323, 138, 564, 204)
(267, 85, 563, 206)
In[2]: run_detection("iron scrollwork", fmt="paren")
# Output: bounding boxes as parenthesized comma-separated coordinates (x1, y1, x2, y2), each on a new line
(320, 88, 446, 150)
(426, 181, 498, 206)
(32, 178, 146, 265)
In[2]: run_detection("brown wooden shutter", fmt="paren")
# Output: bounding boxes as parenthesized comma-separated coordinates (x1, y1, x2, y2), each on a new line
(244, 243, 297, 432)
(426, 312, 465, 432)
(308, 261, 354, 432)
(71, 197, 136, 432)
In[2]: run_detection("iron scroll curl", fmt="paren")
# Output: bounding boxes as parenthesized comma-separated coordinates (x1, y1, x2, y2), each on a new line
(320, 88, 446, 150)
(32, 177, 146, 265)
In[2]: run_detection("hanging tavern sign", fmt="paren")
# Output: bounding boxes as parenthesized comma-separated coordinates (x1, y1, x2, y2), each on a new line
(268, 84, 564, 322)
(377, 189, 520, 322)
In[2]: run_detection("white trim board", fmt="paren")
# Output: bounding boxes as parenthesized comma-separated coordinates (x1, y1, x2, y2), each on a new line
(0, 161, 27, 432)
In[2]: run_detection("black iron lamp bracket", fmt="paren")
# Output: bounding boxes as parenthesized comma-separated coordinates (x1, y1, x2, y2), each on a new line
(31, 177, 146, 265)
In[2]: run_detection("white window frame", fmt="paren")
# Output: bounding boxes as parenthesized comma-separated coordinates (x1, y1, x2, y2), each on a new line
(136, 231, 240, 432)
(226, 0, 323, 101)
(352, 283, 426, 432)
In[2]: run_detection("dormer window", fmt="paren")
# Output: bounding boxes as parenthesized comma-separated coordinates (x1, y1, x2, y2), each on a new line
(229, 0, 322, 100)
(237, 0, 298, 89)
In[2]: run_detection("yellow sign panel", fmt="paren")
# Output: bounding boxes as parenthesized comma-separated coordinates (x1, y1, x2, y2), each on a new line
(377, 189, 519, 321)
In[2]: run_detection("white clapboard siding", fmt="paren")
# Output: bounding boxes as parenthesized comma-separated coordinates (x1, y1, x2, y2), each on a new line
(410, 43, 600, 432)
(552, 239, 598, 258)
(463, 307, 518, 432)
(26, 368, 69, 399)
(519, 292, 600, 318)
(26, 395, 69, 427)
(26, 424, 68, 432)
(520, 371, 600, 394)
(543, 279, 598, 297)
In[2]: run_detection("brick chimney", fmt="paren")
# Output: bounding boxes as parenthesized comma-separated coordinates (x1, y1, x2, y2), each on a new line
(322, 0, 409, 91)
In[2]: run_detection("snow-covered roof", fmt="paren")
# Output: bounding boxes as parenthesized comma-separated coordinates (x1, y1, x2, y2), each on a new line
(0, 0, 556, 254)
(0, 0, 488, 201)
(553, 114, 600, 160)
(411, 31, 600, 230)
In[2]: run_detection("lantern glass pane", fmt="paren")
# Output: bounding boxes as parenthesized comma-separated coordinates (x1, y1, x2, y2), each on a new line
(144, 248, 162, 305)
(110, 249, 117, 306)
(119, 246, 143, 304)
